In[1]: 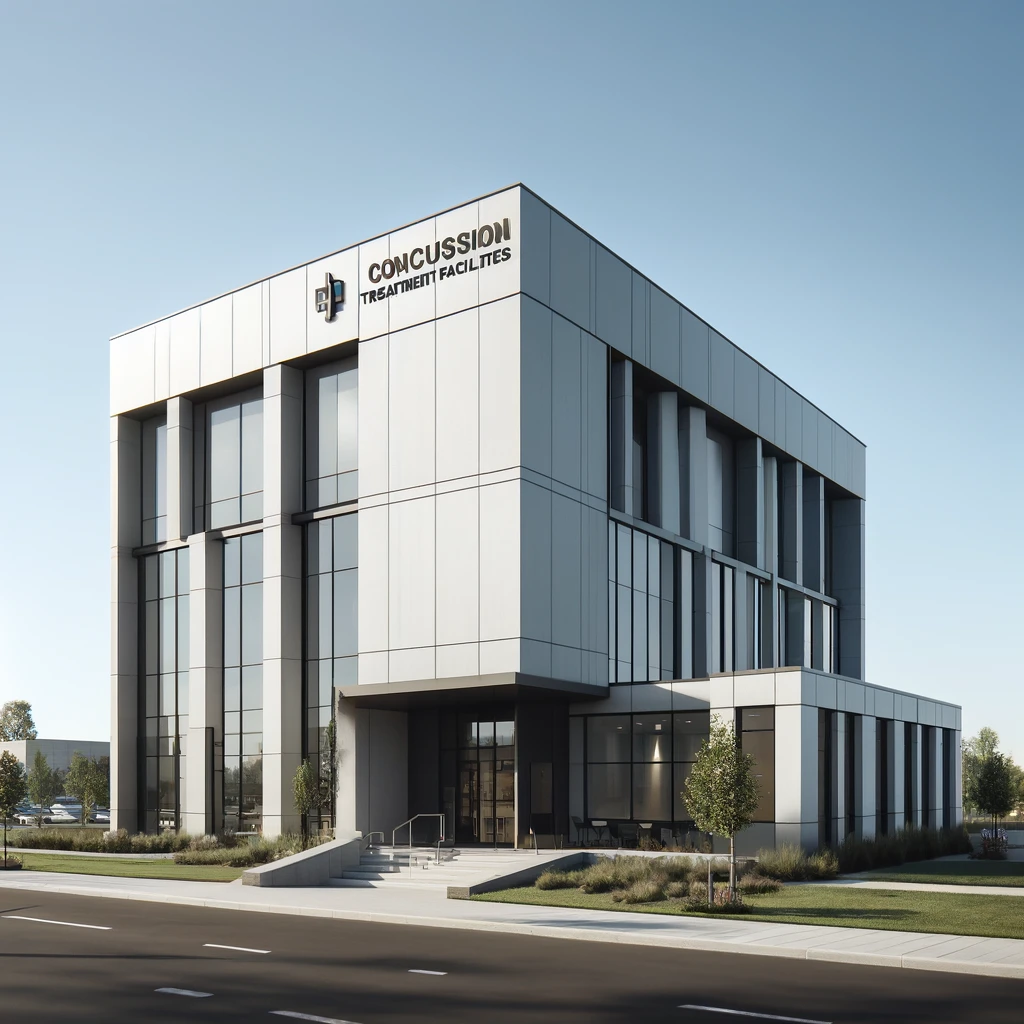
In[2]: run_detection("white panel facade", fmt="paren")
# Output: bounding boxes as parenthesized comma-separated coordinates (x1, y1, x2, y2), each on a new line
(435, 310, 479, 482)
(388, 322, 435, 491)
(199, 294, 233, 386)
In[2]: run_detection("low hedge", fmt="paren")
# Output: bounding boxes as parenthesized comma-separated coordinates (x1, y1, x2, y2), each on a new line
(9, 829, 192, 853)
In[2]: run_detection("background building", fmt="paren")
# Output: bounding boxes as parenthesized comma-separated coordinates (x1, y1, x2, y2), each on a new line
(0, 739, 109, 776)
(110, 184, 961, 848)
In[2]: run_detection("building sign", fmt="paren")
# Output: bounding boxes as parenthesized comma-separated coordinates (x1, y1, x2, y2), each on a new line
(314, 272, 345, 322)
(360, 218, 513, 305)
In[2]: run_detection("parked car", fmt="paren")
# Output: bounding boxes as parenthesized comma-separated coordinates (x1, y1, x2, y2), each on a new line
(91, 809, 110, 825)
(14, 805, 51, 825)
(48, 804, 79, 823)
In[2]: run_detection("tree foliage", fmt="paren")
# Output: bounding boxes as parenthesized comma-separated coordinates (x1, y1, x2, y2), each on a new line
(962, 728, 1001, 816)
(27, 750, 60, 826)
(0, 750, 28, 864)
(0, 700, 38, 742)
(684, 715, 760, 894)
(63, 752, 109, 825)
(974, 752, 1015, 828)
(293, 759, 318, 849)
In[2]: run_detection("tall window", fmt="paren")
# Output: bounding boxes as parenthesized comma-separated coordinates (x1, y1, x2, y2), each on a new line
(306, 360, 358, 509)
(711, 562, 734, 674)
(304, 514, 357, 830)
(608, 524, 679, 683)
(745, 575, 765, 670)
(738, 707, 775, 823)
(707, 429, 735, 555)
(141, 416, 168, 544)
(632, 389, 648, 521)
(141, 548, 188, 832)
(223, 533, 263, 833)
(205, 394, 263, 529)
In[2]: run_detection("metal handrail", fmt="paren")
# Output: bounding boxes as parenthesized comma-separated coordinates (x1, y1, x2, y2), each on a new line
(392, 813, 446, 865)
(362, 831, 384, 849)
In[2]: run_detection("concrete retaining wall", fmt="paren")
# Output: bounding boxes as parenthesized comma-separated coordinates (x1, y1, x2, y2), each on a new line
(241, 836, 362, 887)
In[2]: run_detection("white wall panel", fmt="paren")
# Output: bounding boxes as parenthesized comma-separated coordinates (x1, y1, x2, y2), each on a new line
(388, 322, 435, 490)
(268, 267, 306, 364)
(436, 643, 479, 679)
(154, 321, 170, 401)
(551, 314, 581, 490)
(358, 335, 389, 498)
(550, 493, 582, 650)
(479, 481, 520, 641)
(358, 235, 390, 341)
(435, 309, 479, 482)
(232, 283, 263, 376)
(520, 297, 552, 478)
(775, 703, 817, 826)
(306, 248, 359, 355)
(549, 213, 590, 329)
(388, 218, 437, 333)
(200, 294, 233, 386)
(389, 496, 435, 651)
(478, 189, 520, 305)
(479, 297, 520, 473)
(650, 286, 680, 385)
(110, 326, 156, 414)
(480, 638, 520, 675)
(357, 503, 389, 653)
(169, 308, 201, 397)
(594, 245, 632, 356)
(521, 481, 552, 643)
(520, 190, 550, 306)
(435, 488, 479, 646)
(389, 646, 435, 683)
(359, 651, 388, 685)
(434, 203, 479, 319)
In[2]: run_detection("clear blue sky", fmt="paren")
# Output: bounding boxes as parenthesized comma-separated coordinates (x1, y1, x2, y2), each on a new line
(0, 2, 1020, 758)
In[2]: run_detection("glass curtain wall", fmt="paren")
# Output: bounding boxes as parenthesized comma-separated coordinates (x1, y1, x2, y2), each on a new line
(582, 711, 710, 825)
(711, 562, 734, 673)
(141, 415, 168, 545)
(201, 393, 263, 530)
(304, 513, 357, 831)
(738, 707, 775, 823)
(141, 548, 188, 832)
(223, 533, 263, 834)
(608, 524, 679, 683)
(305, 361, 358, 509)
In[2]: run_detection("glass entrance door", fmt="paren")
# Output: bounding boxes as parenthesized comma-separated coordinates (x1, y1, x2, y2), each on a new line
(455, 716, 515, 844)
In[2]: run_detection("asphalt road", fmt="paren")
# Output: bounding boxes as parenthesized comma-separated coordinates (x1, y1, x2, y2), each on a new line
(0, 889, 1021, 1023)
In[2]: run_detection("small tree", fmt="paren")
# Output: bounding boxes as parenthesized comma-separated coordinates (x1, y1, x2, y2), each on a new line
(0, 700, 38, 742)
(0, 751, 28, 865)
(974, 753, 1015, 833)
(27, 750, 59, 827)
(64, 752, 108, 826)
(293, 759, 318, 849)
(684, 715, 760, 896)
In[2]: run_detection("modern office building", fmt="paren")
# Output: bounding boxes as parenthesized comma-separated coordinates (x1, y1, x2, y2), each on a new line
(0, 739, 109, 776)
(110, 184, 961, 849)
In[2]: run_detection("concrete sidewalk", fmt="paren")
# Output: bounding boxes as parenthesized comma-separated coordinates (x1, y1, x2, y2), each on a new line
(2, 869, 1024, 981)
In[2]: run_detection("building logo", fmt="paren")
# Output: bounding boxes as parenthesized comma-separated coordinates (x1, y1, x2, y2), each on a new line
(314, 272, 345, 321)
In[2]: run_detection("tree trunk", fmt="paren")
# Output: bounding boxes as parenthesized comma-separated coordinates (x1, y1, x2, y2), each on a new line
(729, 835, 735, 899)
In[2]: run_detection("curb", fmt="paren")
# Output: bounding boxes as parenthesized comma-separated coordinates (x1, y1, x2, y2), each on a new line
(2, 877, 1023, 980)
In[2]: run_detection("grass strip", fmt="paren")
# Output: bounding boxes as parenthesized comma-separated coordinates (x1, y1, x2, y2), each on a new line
(859, 859, 1024, 888)
(12, 852, 243, 883)
(474, 884, 1024, 940)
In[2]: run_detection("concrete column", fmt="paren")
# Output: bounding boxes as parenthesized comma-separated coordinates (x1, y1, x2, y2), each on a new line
(335, 695, 358, 840)
(780, 461, 802, 585)
(890, 720, 905, 832)
(651, 392, 680, 534)
(736, 438, 764, 569)
(907, 723, 922, 827)
(774, 702, 818, 850)
(680, 406, 708, 546)
(691, 553, 714, 679)
(184, 533, 223, 836)
(802, 471, 824, 593)
(111, 416, 141, 833)
(833, 712, 847, 844)
(609, 360, 634, 516)
(166, 397, 193, 542)
(261, 364, 304, 837)
(855, 714, 876, 839)
(832, 497, 866, 680)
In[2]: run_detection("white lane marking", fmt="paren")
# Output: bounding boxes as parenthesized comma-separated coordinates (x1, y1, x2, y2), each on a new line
(2, 915, 110, 931)
(270, 1013, 360, 1024)
(408, 969, 447, 976)
(679, 1007, 831, 1024)
(204, 942, 271, 954)
(156, 988, 213, 998)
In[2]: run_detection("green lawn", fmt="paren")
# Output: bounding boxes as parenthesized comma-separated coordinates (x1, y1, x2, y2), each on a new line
(856, 858, 1024, 888)
(7, 852, 243, 883)
(474, 885, 1024, 940)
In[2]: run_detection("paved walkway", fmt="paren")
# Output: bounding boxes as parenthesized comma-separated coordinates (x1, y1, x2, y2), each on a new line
(3, 869, 1024, 981)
